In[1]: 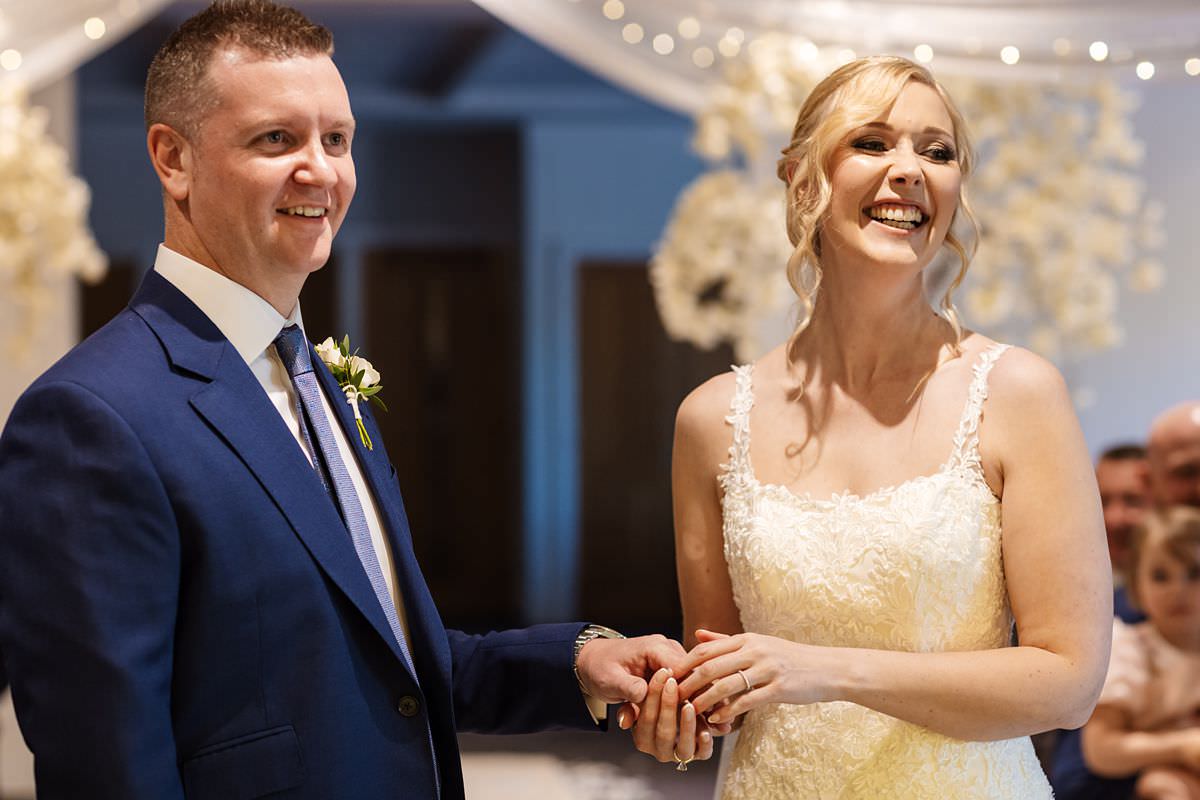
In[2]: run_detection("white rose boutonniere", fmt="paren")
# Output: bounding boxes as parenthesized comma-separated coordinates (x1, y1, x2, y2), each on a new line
(315, 335, 388, 450)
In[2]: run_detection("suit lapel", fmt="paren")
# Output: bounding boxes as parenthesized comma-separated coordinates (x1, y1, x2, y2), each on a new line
(312, 357, 445, 672)
(131, 272, 417, 671)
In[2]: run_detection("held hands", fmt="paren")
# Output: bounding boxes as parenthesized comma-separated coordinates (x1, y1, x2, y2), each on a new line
(573, 633, 687, 706)
(573, 632, 724, 770)
(622, 666, 726, 769)
(678, 629, 837, 724)
(625, 629, 839, 766)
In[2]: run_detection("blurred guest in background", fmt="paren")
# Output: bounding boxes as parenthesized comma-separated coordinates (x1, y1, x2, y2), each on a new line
(1054, 404, 1200, 799)
(1081, 507, 1200, 800)
(1149, 403, 1200, 510)
(1096, 444, 1153, 622)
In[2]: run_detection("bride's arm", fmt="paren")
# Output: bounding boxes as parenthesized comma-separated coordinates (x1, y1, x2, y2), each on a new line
(673, 375, 744, 650)
(679, 349, 1113, 741)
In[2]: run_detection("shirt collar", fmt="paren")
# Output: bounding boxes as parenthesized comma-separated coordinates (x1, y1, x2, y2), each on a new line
(153, 243, 304, 365)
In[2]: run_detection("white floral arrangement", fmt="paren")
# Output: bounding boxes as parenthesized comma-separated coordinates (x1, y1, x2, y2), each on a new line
(0, 83, 107, 360)
(653, 34, 1165, 363)
(650, 170, 794, 359)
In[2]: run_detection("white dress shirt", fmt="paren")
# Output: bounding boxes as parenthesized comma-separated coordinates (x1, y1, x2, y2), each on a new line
(154, 244, 413, 645)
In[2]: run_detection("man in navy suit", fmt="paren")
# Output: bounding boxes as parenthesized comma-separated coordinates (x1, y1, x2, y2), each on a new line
(0, 2, 702, 797)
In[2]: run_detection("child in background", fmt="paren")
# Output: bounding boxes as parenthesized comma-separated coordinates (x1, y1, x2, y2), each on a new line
(1082, 506, 1200, 799)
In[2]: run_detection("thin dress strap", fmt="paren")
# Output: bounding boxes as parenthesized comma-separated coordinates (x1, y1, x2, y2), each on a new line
(947, 343, 1011, 473)
(721, 364, 756, 485)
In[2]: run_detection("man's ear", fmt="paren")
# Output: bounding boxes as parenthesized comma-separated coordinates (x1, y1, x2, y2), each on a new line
(147, 123, 193, 201)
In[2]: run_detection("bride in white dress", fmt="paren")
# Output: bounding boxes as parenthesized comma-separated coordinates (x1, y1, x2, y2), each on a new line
(631, 56, 1113, 798)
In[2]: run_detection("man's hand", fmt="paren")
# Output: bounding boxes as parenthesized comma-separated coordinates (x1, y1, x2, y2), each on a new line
(575, 634, 686, 705)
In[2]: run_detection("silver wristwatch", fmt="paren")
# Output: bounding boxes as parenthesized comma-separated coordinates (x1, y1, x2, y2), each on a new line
(572, 624, 626, 691)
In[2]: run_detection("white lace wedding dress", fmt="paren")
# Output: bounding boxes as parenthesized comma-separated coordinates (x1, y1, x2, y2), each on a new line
(715, 344, 1053, 799)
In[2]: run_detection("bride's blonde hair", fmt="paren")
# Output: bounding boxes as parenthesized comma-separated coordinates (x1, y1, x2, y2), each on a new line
(777, 56, 978, 352)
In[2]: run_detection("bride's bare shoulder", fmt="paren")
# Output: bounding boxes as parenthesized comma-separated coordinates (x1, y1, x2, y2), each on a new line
(676, 369, 738, 435)
(676, 345, 788, 440)
(976, 341, 1077, 459)
(984, 342, 1070, 408)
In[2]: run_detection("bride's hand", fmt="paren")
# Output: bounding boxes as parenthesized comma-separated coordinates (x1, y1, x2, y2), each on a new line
(624, 666, 721, 765)
(676, 629, 838, 725)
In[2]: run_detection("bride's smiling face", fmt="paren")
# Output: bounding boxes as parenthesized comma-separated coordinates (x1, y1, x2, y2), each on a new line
(819, 81, 962, 275)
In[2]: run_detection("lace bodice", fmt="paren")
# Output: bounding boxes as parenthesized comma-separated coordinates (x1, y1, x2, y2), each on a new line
(716, 344, 1053, 799)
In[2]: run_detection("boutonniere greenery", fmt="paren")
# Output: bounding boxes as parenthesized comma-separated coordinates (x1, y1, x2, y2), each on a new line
(314, 335, 387, 451)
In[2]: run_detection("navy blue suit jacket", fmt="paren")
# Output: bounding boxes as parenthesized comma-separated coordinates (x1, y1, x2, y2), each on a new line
(0, 271, 594, 799)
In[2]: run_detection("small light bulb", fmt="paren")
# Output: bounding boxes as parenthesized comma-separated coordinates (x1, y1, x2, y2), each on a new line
(1000, 46, 1020, 65)
(84, 17, 107, 40)
(602, 0, 624, 22)
(1136, 61, 1155, 80)
(913, 44, 933, 63)
(1089, 41, 1109, 62)
(677, 17, 700, 40)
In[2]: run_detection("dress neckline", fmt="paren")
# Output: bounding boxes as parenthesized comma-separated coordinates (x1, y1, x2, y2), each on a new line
(722, 343, 1010, 509)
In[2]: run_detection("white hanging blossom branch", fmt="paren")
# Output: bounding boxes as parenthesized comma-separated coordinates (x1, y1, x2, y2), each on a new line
(0, 83, 107, 360)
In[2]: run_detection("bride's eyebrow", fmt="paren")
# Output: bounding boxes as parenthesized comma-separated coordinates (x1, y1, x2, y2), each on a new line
(857, 121, 953, 139)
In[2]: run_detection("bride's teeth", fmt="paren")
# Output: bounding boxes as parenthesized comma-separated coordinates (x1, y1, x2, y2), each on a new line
(868, 204, 923, 226)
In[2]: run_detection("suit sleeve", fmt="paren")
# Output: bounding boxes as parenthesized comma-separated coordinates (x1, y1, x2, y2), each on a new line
(0, 380, 186, 799)
(446, 623, 600, 734)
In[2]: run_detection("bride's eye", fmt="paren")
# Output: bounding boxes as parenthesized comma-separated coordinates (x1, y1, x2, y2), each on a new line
(852, 138, 888, 153)
(925, 144, 956, 163)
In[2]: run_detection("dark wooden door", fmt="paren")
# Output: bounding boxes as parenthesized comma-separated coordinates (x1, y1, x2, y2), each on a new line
(364, 247, 522, 629)
(578, 261, 735, 635)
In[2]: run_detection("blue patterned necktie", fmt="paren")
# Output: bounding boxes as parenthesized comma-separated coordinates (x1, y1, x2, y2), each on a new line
(272, 325, 418, 680)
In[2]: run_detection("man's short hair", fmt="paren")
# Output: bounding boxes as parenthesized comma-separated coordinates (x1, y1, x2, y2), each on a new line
(1099, 443, 1147, 462)
(144, 0, 333, 137)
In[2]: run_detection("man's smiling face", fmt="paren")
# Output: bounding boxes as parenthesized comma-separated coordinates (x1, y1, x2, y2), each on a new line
(185, 47, 356, 295)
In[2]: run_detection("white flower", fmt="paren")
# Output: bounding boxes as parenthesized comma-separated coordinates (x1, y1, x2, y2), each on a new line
(347, 355, 380, 388)
(0, 84, 108, 361)
(1129, 259, 1165, 292)
(314, 337, 345, 368)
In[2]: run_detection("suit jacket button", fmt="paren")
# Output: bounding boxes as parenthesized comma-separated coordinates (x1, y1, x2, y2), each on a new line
(398, 695, 420, 717)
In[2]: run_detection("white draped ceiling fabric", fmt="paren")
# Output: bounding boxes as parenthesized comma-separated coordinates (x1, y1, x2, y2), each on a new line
(0, 0, 174, 92)
(472, 0, 1200, 113)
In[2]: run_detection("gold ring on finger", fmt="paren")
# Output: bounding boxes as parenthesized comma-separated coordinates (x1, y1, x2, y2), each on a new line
(737, 669, 753, 693)
(673, 749, 694, 772)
